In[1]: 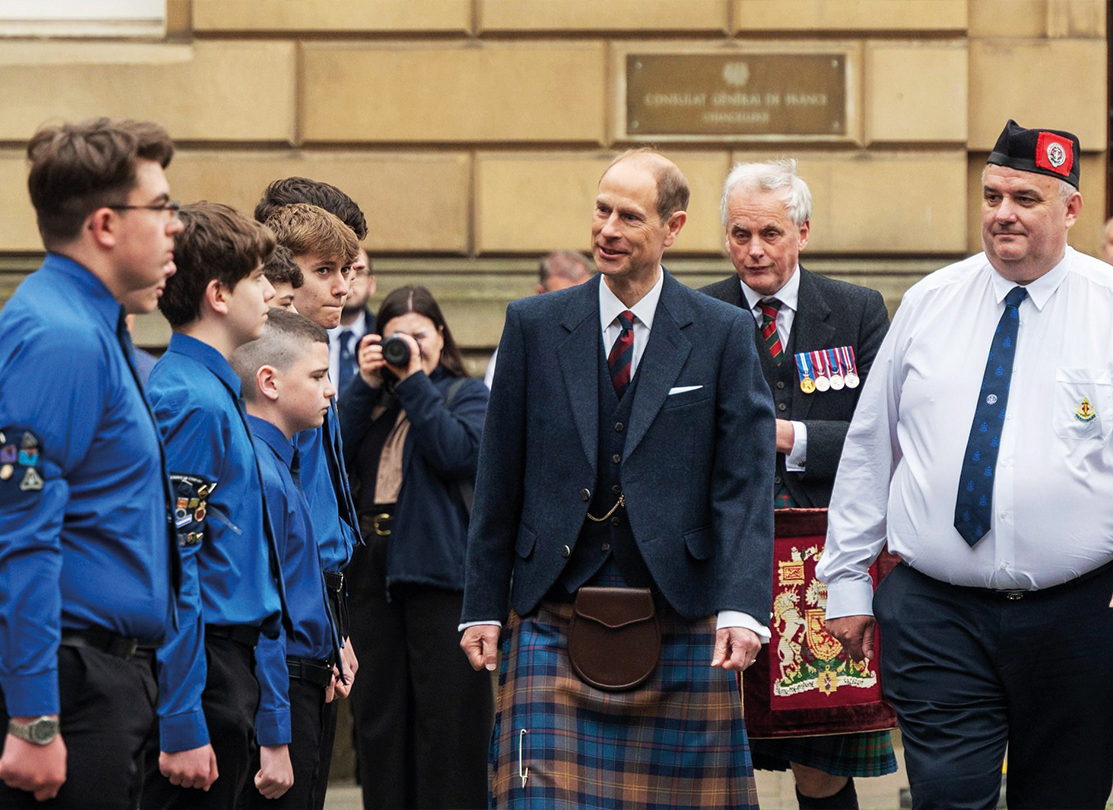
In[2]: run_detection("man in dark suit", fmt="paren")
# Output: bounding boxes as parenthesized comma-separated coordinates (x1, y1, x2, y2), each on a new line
(701, 160, 890, 809)
(460, 148, 775, 808)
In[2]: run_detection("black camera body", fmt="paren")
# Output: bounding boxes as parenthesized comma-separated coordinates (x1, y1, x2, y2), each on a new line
(381, 333, 411, 367)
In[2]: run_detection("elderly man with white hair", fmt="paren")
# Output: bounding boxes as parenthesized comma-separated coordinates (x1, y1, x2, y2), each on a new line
(701, 159, 892, 810)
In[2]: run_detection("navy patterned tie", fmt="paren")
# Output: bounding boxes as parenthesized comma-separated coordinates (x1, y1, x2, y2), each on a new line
(607, 310, 635, 398)
(954, 286, 1027, 546)
(336, 329, 357, 395)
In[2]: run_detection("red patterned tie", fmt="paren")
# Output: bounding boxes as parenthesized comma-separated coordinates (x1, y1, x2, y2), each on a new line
(608, 310, 635, 398)
(760, 298, 783, 359)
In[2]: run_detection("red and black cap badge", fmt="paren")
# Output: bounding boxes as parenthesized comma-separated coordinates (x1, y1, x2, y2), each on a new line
(987, 119, 1080, 189)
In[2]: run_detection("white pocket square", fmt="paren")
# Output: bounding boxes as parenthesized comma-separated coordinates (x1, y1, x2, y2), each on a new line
(668, 385, 703, 395)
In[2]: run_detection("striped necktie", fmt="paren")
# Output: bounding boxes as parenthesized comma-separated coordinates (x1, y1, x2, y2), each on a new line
(607, 310, 635, 398)
(760, 298, 783, 358)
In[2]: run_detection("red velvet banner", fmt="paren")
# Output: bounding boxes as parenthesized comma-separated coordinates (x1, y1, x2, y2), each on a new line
(743, 508, 898, 739)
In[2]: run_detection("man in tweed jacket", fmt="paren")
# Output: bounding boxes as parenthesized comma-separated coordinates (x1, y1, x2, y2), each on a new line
(460, 148, 775, 809)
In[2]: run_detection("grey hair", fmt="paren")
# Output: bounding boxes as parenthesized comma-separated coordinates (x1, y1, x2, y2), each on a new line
(980, 166, 1077, 205)
(538, 250, 593, 285)
(720, 159, 812, 228)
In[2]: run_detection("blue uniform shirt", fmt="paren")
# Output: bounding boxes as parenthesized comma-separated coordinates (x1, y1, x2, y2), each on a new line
(294, 400, 359, 574)
(0, 254, 175, 717)
(250, 416, 336, 746)
(147, 333, 283, 752)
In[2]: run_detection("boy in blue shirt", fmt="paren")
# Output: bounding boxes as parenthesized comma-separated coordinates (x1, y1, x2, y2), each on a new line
(233, 309, 340, 808)
(0, 117, 181, 809)
(260, 203, 361, 801)
(144, 202, 289, 809)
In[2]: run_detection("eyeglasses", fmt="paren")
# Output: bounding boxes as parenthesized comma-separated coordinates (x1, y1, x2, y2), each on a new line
(107, 201, 181, 220)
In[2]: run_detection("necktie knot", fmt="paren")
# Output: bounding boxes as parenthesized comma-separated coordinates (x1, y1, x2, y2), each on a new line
(608, 311, 636, 398)
(1005, 287, 1028, 310)
(759, 299, 784, 359)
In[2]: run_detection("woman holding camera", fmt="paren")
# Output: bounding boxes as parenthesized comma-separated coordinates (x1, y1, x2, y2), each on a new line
(339, 285, 493, 810)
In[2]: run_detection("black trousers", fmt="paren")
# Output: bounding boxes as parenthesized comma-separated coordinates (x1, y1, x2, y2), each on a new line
(347, 538, 493, 810)
(875, 562, 1113, 809)
(0, 645, 156, 810)
(143, 636, 260, 810)
(242, 678, 334, 810)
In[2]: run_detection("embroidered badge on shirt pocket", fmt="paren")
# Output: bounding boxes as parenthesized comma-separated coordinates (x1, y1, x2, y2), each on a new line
(1054, 368, 1113, 441)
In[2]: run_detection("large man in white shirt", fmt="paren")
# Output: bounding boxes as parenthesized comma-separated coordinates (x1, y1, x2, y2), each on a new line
(819, 120, 1113, 809)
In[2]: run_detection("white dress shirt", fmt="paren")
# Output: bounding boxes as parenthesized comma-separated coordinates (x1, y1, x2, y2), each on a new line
(819, 248, 1113, 619)
(327, 309, 368, 386)
(598, 266, 663, 375)
(464, 269, 769, 642)
(739, 268, 807, 471)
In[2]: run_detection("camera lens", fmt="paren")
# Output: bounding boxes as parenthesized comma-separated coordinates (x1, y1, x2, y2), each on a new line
(381, 334, 411, 367)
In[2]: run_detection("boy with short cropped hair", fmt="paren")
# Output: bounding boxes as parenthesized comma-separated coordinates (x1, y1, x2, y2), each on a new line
(262, 201, 361, 807)
(144, 202, 290, 810)
(263, 244, 302, 312)
(231, 309, 339, 809)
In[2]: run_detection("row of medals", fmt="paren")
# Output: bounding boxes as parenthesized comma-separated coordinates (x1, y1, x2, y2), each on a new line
(800, 368, 859, 395)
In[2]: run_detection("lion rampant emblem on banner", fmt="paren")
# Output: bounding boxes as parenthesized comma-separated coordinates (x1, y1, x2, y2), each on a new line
(771, 545, 877, 700)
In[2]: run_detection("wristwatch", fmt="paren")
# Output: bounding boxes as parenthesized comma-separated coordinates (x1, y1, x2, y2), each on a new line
(8, 716, 60, 746)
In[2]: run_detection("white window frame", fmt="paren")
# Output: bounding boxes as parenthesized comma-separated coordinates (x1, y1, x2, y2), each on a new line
(0, 0, 166, 38)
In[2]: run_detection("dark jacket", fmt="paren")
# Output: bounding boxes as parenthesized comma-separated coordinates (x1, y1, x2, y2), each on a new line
(340, 366, 489, 591)
(461, 271, 776, 623)
(700, 266, 889, 506)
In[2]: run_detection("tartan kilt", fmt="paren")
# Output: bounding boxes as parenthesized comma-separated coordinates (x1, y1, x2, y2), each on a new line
(750, 730, 897, 777)
(489, 600, 760, 810)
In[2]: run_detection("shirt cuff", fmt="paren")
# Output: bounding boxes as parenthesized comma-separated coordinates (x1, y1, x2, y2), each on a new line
(785, 420, 807, 472)
(715, 611, 770, 643)
(0, 670, 59, 718)
(159, 709, 210, 753)
(824, 577, 876, 620)
(255, 707, 292, 747)
(458, 620, 502, 633)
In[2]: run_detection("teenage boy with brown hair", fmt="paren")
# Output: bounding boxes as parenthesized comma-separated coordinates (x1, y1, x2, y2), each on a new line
(264, 244, 303, 312)
(0, 117, 181, 808)
(262, 202, 361, 807)
(143, 202, 289, 810)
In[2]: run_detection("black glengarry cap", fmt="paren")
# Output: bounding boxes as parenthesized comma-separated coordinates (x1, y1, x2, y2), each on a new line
(987, 119, 1080, 189)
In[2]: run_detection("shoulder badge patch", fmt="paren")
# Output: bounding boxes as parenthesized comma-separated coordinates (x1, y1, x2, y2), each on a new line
(170, 473, 214, 548)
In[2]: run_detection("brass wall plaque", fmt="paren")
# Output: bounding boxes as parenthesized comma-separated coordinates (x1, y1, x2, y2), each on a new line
(626, 54, 847, 138)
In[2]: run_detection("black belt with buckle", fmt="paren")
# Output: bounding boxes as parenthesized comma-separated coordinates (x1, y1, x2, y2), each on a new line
(60, 627, 139, 660)
(287, 656, 333, 689)
(359, 511, 393, 538)
(205, 624, 261, 648)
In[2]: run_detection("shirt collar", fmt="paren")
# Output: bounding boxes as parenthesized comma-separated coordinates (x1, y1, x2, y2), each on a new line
(739, 264, 800, 314)
(987, 248, 1071, 312)
(248, 414, 295, 468)
(599, 268, 665, 332)
(43, 252, 124, 332)
(166, 333, 242, 396)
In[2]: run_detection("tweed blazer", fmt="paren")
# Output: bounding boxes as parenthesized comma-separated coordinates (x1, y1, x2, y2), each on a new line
(461, 270, 776, 623)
